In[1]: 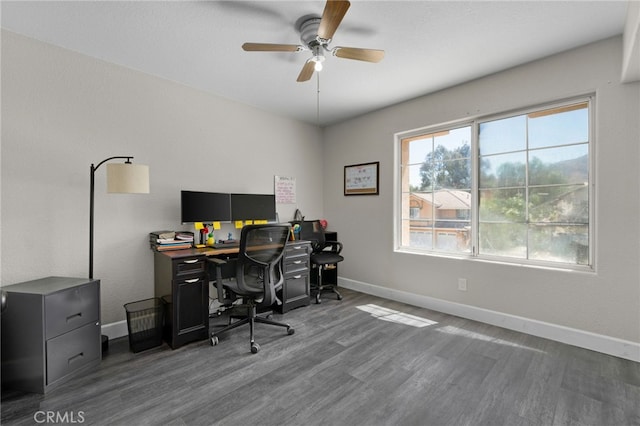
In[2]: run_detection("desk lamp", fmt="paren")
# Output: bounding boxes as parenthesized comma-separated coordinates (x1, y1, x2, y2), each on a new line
(89, 156, 149, 279)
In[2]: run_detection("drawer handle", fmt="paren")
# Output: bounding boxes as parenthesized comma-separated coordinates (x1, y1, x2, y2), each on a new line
(66, 312, 82, 322)
(292, 275, 302, 279)
(68, 352, 84, 364)
(183, 259, 199, 264)
(293, 260, 303, 264)
(292, 246, 302, 250)
(185, 278, 200, 283)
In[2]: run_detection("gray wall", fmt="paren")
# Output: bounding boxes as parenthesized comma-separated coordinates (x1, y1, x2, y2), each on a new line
(323, 36, 640, 346)
(1, 31, 324, 324)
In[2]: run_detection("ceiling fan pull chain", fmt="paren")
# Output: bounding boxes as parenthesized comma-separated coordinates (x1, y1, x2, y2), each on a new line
(316, 73, 321, 126)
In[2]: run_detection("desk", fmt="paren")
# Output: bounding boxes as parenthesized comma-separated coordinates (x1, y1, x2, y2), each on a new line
(153, 241, 311, 348)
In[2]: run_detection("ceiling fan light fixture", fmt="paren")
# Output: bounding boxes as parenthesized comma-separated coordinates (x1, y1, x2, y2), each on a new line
(312, 54, 325, 71)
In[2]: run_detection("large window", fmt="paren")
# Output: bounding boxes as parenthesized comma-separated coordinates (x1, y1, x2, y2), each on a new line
(397, 98, 593, 269)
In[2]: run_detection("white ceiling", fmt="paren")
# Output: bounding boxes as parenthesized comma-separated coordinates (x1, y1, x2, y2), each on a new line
(1, 1, 630, 126)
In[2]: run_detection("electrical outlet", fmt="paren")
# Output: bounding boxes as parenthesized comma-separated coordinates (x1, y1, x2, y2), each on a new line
(458, 278, 467, 291)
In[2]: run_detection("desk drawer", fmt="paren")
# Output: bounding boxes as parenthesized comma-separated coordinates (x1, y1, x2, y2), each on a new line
(285, 243, 311, 259)
(284, 275, 308, 300)
(285, 257, 309, 275)
(174, 257, 206, 276)
(45, 281, 99, 339)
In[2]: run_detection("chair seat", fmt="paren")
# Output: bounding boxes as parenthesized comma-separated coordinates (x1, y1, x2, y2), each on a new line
(311, 252, 344, 265)
(223, 278, 263, 297)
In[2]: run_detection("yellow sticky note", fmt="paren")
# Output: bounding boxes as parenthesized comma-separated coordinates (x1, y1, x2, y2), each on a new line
(235, 221, 243, 229)
(213, 221, 221, 230)
(245, 220, 253, 225)
(194, 222, 204, 230)
(257, 220, 268, 224)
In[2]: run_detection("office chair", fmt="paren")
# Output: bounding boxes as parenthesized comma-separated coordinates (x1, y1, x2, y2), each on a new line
(299, 220, 344, 304)
(208, 224, 294, 354)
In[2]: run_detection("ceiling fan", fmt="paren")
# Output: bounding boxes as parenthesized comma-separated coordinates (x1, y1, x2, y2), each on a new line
(242, 0, 384, 82)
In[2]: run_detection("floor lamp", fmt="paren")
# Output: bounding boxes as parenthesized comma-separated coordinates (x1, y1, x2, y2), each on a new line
(90, 156, 149, 279)
(90, 156, 149, 351)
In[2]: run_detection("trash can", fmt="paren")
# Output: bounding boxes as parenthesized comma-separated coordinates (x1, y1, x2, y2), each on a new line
(123, 298, 164, 353)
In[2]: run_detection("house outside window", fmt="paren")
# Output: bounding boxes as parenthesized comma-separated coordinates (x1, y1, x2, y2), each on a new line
(396, 97, 593, 269)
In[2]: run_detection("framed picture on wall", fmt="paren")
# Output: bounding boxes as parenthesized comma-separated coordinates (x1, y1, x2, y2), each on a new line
(344, 161, 379, 196)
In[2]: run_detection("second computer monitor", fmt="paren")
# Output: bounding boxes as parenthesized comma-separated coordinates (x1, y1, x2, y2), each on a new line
(230, 193, 276, 221)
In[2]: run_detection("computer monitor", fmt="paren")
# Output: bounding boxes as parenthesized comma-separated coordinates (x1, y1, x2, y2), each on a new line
(230, 193, 276, 221)
(180, 191, 231, 223)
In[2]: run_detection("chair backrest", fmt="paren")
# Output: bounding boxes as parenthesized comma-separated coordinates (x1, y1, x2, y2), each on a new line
(299, 220, 326, 253)
(236, 224, 290, 306)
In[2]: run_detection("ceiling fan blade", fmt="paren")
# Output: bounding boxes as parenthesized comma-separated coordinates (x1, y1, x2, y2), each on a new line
(242, 42, 301, 52)
(334, 47, 385, 63)
(318, 0, 351, 40)
(297, 61, 316, 82)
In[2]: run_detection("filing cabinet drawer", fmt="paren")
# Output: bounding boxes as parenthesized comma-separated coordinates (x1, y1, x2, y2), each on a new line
(45, 281, 99, 339)
(285, 257, 309, 275)
(285, 243, 311, 259)
(46, 321, 101, 385)
(174, 257, 206, 276)
(284, 275, 308, 300)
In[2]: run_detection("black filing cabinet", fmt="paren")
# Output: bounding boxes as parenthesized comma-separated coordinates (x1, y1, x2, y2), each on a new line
(1, 276, 101, 394)
(278, 241, 311, 313)
(154, 253, 209, 348)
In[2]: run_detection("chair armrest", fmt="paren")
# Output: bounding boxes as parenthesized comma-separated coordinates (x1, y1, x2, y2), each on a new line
(207, 257, 227, 266)
(324, 240, 343, 254)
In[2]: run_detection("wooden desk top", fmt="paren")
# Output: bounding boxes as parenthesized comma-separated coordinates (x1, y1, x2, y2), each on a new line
(155, 246, 239, 259)
(155, 240, 310, 260)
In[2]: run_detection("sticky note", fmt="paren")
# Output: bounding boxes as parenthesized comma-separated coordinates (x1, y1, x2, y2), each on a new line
(194, 222, 204, 230)
(245, 220, 253, 225)
(235, 221, 243, 229)
(213, 221, 221, 230)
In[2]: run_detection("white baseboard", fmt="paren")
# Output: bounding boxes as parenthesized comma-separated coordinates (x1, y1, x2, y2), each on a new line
(339, 277, 640, 363)
(101, 320, 129, 340)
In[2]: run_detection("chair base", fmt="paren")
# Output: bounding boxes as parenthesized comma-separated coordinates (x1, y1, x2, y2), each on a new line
(312, 264, 343, 304)
(210, 304, 294, 353)
(311, 284, 342, 304)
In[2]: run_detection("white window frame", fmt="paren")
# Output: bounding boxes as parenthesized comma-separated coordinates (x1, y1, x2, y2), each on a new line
(394, 96, 595, 272)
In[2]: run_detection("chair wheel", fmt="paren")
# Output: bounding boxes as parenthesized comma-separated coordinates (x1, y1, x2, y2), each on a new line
(251, 342, 260, 354)
(337, 294, 343, 300)
(315, 294, 321, 304)
(287, 327, 295, 335)
(210, 336, 219, 346)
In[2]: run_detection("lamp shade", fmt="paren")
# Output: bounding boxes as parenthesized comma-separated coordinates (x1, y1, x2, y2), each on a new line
(106, 163, 149, 193)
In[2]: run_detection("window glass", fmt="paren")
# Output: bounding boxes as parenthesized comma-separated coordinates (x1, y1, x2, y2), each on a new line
(478, 115, 526, 156)
(398, 99, 592, 269)
(528, 104, 588, 149)
(480, 152, 527, 188)
(400, 125, 472, 255)
(528, 144, 588, 186)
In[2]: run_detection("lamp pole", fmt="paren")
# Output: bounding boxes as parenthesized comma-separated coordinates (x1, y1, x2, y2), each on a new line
(89, 156, 133, 279)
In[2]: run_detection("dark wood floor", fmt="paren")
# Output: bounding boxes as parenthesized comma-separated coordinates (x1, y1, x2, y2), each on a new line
(2, 288, 639, 426)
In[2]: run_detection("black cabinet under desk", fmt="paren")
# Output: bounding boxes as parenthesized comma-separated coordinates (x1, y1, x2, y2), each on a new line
(153, 253, 209, 349)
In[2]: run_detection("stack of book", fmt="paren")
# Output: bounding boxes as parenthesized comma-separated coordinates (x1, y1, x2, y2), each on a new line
(149, 231, 194, 251)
